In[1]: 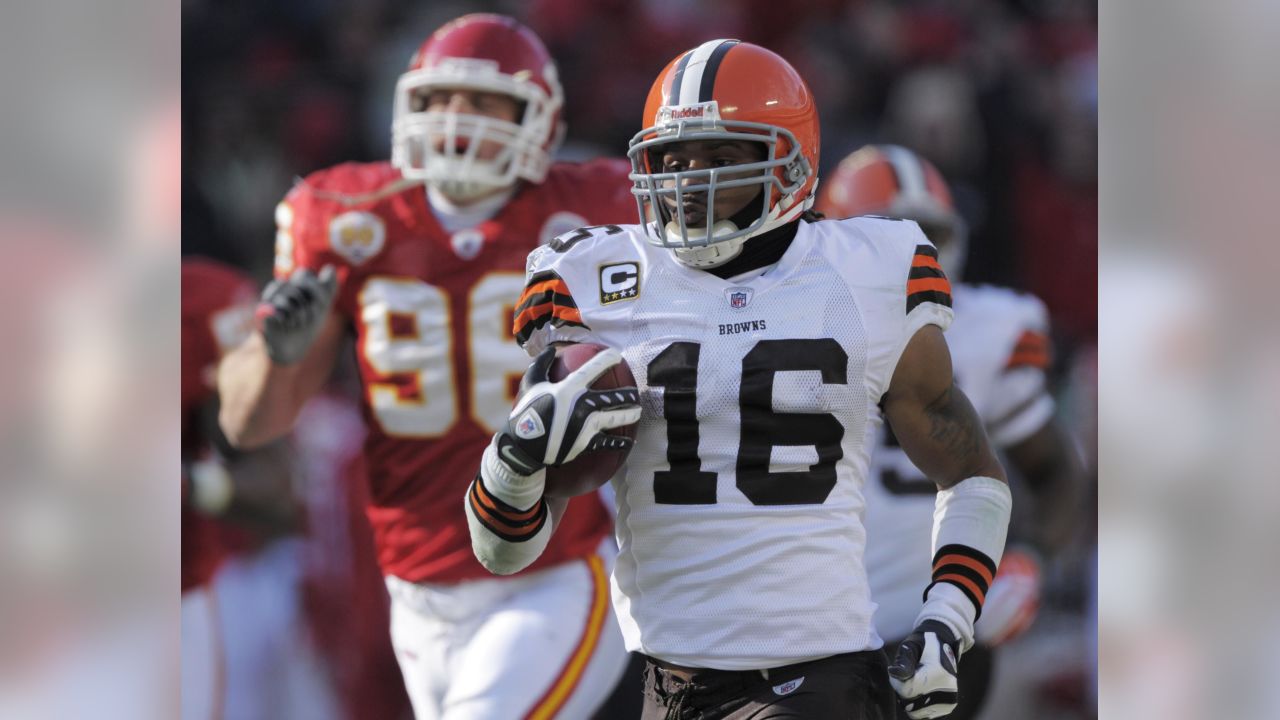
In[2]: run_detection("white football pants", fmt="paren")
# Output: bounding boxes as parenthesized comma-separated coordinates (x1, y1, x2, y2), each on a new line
(386, 539, 627, 720)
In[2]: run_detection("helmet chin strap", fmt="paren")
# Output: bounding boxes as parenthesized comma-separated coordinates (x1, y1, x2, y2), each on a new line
(670, 220, 745, 268)
(667, 189, 775, 269)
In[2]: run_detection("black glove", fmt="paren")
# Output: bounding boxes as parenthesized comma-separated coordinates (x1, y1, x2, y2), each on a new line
(255, 266, 338, 365)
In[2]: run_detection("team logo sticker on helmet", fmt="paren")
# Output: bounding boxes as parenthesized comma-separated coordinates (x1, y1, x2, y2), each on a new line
(599, 262, 640, 305)
(726, 287, 753, 309)
(328, 211, 386, 265)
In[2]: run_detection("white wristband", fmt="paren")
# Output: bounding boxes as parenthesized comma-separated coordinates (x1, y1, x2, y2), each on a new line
(479, 441, 547, 510)
(920, 476, 1013, 650)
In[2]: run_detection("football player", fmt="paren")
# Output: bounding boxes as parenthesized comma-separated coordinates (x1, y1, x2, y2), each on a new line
(216, 14, 634, 720)
(467, 41, 1013, 719)
(817, 145, 1085, 719)
(182, 257, 301, 720)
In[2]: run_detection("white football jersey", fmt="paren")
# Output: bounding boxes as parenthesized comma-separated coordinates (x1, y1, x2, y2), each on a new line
(863, 283, 1054, 642)
(515, 216, 953, 670)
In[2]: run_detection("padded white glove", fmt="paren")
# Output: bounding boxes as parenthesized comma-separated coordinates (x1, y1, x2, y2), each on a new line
(490, 345, 640, 478)
(889, 620, 962, 719)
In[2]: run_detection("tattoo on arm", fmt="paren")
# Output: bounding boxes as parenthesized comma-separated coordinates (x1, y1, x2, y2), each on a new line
(923, 381, 989, 487)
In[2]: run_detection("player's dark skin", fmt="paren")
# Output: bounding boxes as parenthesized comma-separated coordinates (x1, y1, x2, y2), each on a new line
(657, 139, 768, 227)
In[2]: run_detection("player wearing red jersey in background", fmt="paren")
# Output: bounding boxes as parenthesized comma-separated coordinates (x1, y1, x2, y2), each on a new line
(217, 14, 634, 719)
(817, 145, 1084, 719)
(182, 258, 301, 720)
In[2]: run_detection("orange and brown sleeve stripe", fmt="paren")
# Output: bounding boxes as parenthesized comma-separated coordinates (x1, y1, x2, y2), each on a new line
(468, 476, 547, 543)
(911, 243, 952, 311)
(906, 244, 952, 313)
(513, 270, 589, 347)
(1005, 329, 1053, 371)
(925, 544, 998, 618)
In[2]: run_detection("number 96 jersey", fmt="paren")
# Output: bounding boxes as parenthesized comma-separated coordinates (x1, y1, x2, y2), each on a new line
(277, 159, 635, 584)
(515, 217, 954, 670)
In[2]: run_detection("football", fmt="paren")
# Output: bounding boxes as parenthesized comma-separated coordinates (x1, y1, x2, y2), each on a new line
(542, 343, 639, 498)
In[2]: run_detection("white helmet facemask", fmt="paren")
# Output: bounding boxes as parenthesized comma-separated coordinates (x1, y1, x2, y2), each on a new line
(391, 58, 562, 200)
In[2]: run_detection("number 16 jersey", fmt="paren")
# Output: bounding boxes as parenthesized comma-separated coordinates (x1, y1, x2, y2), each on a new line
(515, 216, 954, 670)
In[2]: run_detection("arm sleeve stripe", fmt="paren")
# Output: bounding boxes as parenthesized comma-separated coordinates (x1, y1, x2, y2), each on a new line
(933, 553, 997, 586)
(513, 306, 588, 345)
(1006, 350, 1051, 370)
(914, 243, 940, 260)
(472, 475, 545, 522)
(906, 245, 952, 313)
(513, 270, 589, 346)
(907, 277, 953, 295)
(911, 254, 944, 271)
(515, 290, 578, 316)
(925, 543, 998, 617)
(468, 480, 547, 542)
(516, 283, 577, 315)
(1006, 330, 1053, 370)
(931, 573, 987, 607)
(513, 299, 584, 333)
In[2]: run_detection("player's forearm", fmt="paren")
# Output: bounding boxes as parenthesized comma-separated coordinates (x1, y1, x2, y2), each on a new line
(216, 333, 311, 448)
(1007, 419, 1085, 553)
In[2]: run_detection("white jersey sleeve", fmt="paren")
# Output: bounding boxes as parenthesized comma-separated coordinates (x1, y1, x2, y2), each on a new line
(832, 216, 955, 404)
(950, 285, 1055, 447)
(514, 224, 637, 356)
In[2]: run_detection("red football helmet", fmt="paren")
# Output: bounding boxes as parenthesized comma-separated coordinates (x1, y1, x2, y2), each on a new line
(628, 40, 820, 267)
(391, 14, 564, 197)
(817, 144, 969, 279)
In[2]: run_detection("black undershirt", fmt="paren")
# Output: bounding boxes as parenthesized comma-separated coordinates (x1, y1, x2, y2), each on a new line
(704, 218, 802, 280)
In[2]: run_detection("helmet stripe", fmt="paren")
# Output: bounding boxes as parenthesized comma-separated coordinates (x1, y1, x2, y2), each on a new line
(698, 40, 739, 102)
(668, 49, 694, 106)
(677, 39, 728, 105)
(883, 144, 929, 201)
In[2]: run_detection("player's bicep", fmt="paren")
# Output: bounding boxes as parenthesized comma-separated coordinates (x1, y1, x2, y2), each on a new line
(883, 326, 1006, 488)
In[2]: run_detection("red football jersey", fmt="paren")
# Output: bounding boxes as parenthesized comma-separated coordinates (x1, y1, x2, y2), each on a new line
(276, 159, 635, 583)
(181, 258, 257, 593)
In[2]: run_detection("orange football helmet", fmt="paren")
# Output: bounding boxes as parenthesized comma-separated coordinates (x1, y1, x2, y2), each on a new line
(816, 144, 969, 279)
(391, 14, 564, 198)
(628, 40, 819, 267)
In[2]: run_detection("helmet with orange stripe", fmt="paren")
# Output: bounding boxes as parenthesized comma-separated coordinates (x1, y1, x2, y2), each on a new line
(627, 40, 819, 268)
(816, 144, 970, 280)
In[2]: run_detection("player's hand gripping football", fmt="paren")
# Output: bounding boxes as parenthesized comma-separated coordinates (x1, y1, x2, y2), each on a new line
(255, 265, 338, 365)
(490, 346, 641, 479)
(888, 620, 962, 719)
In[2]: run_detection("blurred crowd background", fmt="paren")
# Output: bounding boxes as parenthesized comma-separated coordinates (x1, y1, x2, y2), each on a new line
(179, 0, 1098, 718)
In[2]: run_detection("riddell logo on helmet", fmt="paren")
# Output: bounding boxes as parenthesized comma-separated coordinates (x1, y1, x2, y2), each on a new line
(657, 101, 721, 126)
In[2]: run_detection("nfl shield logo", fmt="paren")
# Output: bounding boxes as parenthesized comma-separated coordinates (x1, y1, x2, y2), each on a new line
(515, 409, 545, 440)
(727, 287, 753, 309)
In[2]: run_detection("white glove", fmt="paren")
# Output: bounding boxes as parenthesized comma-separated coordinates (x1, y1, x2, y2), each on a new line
(490, 345, 640, 479)
(975, 548, 1042, 647)
(255, 265, 337, 365)
(889, 620, 961, 719)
